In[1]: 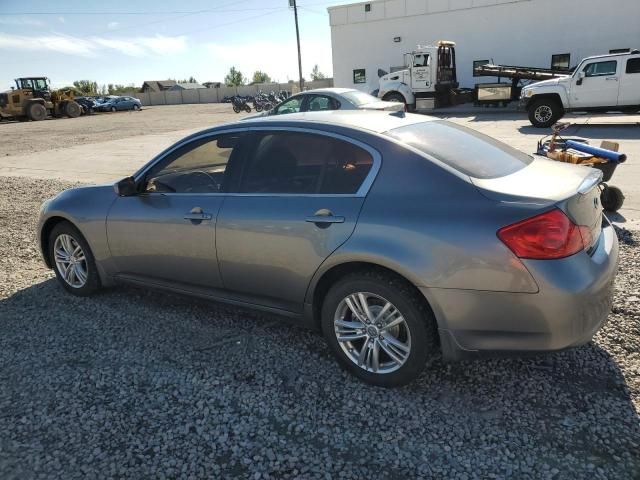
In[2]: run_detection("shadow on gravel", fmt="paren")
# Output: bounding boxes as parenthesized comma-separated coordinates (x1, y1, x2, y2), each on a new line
(517, 122, 640, 140)
(1, 273, 639, 479)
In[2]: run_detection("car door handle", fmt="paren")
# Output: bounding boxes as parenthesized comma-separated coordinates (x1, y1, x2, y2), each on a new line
(184, 213, 212, 220)
(305, 215, 345, 224)
(605, 77, 618, 81)
(184, 207, 212, 223)
(305, 209, 345, 225)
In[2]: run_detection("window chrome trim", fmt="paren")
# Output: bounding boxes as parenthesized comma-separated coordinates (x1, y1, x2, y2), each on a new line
(133, 125, 382, 199)
(132, 127, 250, 183)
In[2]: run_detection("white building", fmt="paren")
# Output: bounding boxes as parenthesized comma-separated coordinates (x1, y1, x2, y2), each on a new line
(328, 0, 640, 93)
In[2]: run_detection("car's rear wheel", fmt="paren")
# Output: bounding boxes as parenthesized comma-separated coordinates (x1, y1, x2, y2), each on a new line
(49, 222, 101, 296)
(321, 271, 437, 387)
(111, 106, 117, 112)
(133, 104, 140, 111)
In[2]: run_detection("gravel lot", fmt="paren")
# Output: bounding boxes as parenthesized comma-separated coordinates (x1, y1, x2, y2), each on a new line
(1, 176, 639, 479)
(0, 104, 242, 157)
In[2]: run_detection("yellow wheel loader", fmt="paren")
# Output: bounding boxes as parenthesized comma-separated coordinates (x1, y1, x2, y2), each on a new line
(0, 77, 82, 121)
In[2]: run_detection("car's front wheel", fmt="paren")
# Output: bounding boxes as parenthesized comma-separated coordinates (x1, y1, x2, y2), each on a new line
(528, 98, 563, 128)
(321, 271, 438, 387)
(49, 222, 101, 296)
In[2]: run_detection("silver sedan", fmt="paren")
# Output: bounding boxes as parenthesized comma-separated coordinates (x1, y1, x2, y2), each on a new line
(38, 111, 618, 386)
(247, 88, 404, 119)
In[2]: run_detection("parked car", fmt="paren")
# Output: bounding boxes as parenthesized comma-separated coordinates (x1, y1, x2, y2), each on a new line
(37, 110, 618, 386)
(97, 96, 142, 112)
(74, 96, 97, 115)
(520, 49, 640, 127)
(245, 88, 404, 119)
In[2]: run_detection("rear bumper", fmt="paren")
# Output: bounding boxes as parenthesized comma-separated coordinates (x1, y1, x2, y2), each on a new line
(423, 222, 619, 360)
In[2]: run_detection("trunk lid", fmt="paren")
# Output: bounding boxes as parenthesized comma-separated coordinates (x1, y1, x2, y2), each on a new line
(358, 101, 404, 112)
(472, 156, 604, 250)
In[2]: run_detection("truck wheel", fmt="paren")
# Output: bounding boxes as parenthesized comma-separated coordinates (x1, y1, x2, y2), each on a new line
(528, 99, 562, 128)
(64, 101, 82, 118)
(383, 92, 408, 110)
(27, 102, 47, 121)
(601, 186, 625, 212)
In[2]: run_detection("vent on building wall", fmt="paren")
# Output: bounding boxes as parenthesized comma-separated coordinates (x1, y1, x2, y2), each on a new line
(364, 3, 371, 12)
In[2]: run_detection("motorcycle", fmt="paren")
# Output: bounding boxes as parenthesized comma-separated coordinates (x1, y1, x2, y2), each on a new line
(231, 96, 252, 113)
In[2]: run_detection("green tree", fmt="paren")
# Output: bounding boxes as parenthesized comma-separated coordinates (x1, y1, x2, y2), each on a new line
(72, 80, 98, 94)
(224, 67, 246, 86)
(177, 76, 198, 83)
(310, 65, 326, 81)
(251, 70, 271, 84)
(107, 84, 136, 94)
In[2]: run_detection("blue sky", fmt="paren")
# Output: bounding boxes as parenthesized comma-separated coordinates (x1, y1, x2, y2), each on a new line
(0, 0, 350, 89)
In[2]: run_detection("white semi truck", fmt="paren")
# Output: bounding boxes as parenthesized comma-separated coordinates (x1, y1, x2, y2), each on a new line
(377, 40, 460, 111)
(520, 49, 640, 127)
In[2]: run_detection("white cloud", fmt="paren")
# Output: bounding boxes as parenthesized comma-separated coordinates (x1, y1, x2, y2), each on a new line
(0, 33, 95, 56)
(0, 33, 188, 58)
(107, 21, 120, 30)
(205, 40, 332, 82)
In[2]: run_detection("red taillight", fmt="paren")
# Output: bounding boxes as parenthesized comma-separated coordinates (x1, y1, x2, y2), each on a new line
(497, 209, 591, 260)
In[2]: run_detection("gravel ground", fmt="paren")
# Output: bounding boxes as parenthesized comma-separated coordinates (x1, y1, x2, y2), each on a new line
(1, 176, 639, 479)
(0, 104, 243, 157)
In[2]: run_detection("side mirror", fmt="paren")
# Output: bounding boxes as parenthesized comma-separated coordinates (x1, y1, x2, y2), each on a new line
(576, 71, 585, 86)
(114, 176, 137, 196)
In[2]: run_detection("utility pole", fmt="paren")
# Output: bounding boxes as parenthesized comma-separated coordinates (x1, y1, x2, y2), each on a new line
(291, 0, 304, 92)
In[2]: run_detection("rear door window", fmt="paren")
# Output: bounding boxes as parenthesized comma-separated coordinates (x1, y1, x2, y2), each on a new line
(237, 132, 374, 194)
(385, 120, 532, 179)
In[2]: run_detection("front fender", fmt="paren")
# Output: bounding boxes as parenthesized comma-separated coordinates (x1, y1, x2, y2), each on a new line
(379, 81, 415, 104)
(38, 184, 117, 281)
(528, 87, 569, 109)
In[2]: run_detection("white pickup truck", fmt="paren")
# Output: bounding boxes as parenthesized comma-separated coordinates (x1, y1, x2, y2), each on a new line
(520, 50, 640, 127)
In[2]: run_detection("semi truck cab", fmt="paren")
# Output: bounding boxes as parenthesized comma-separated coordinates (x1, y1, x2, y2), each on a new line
(378, 40, 458, 110)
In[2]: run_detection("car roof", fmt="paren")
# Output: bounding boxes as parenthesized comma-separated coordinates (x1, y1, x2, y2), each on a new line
(301, 87, 360, 95)
(237, 110, 436, 134)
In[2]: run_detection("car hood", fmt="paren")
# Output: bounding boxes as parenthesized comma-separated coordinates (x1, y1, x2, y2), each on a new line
(358, 100, 404, 111)
(526, 76, 570, 90)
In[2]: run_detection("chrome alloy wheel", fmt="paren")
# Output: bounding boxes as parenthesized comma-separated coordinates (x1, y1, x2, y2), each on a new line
(534, 105, 553, 124)
(334, 292, 412, 374)
(54, 234, 88, 288)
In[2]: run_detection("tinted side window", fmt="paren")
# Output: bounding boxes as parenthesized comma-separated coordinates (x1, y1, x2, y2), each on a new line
(583, 60, 617, 77)
(307, 95, 338, 111)
(145, 134, 240, 193)
(275, 97, 302, 115)
(626, 58, 640, 74)
(238, 132, 373, 194)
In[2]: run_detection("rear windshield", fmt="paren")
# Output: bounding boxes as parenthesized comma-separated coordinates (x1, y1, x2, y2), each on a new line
(385, 120, 533, 179)
(341, 90, 379, 106)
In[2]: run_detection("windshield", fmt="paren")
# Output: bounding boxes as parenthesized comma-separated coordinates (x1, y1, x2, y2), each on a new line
(341, 90, 379, 106)
(385, 120, 533, 179)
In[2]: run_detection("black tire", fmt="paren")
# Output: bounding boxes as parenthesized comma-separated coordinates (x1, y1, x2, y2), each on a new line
(65, 101, 82, 118)
(133, 104, 141, 111)
(320, 270, 438, 387)
(111, 106, 117, 112)
(528, 98, 563, 128)
(48, 221, 101, 297)
(244, 105, 251, 113)
(601, 185, 625, 212)
(255, 104, 263, 112)
(233, 105, 240, 113)
(27, 102, 47, 121)
(383, 92, 409, 111)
